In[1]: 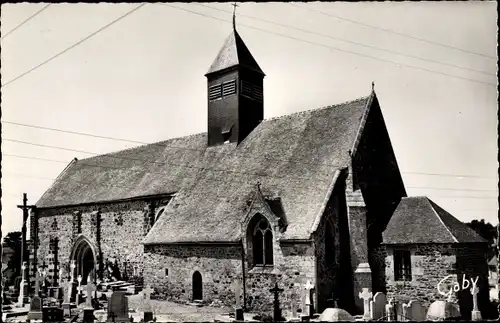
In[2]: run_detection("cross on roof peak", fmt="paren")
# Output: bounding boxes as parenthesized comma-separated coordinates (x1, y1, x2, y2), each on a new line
(232, 3, 239, 30)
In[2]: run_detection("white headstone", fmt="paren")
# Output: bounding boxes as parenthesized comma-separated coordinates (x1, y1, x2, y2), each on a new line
(358, 288, 372, 320)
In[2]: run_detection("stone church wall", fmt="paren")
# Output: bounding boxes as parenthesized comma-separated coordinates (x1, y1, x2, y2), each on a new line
(383, 244, 458, 308)
(382, 243, 490, 318)
(245, 242, 316, 316)
(143, 244, 243, 305)
(35, 198, 168, 282)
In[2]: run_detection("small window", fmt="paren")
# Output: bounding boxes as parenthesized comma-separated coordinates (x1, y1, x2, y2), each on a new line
(394, 250, 412, 281)
(165, 268, 169, 277)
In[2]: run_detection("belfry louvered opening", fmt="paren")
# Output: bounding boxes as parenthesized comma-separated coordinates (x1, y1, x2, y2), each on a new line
(241, 80, 263, 102)
(209, 79, 237, 101)
(209, 84, 222, 100)
(222, 80, 236, 96)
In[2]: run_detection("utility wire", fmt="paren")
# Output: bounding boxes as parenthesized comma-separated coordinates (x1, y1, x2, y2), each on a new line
(3, 171, 497, 201)
(2, 121, 498, 180)
(1, 4, 51, 40)
(161, 4, 496, 87)
(2, 138, 336, 183)
(2, 3, 146, 87)
(197, 3, 494, 76)
(3, 152, 498, 194)
(289, 3, 496, 60)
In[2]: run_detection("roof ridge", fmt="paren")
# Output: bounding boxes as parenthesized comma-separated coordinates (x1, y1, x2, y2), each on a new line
(264, 95, 371, 123)
(426, 197, 459, 243)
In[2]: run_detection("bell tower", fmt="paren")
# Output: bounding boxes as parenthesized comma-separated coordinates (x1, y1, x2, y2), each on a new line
(205, 7, 265, 147)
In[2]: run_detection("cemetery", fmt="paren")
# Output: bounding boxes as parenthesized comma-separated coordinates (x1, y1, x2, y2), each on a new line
(3, 257, 500, 323)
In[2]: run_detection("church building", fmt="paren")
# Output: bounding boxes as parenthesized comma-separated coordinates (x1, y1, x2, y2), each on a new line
(29, 21, 488, 317)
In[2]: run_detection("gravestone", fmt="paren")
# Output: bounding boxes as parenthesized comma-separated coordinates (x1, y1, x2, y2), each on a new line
(426, 300, 460, 321)
(76, 275, 83, 305)
(231, 280, 243, 321)
(386, 299, 394, 321)
(470, 285, 481, 321)
(302, 280, 315, 319)
(394, 301, 404, 321)
(358, 288, 372, 321)
(402, 303, 408, 322)
(407, 300, 426, 321)
(62, 280, 72, 317)
(107, 291, 129, 323)
(17, 262, 29, 306)
(270, 282, 285, 322)
(28, 296, 43, 320)
(370, 292, 386, 320)
(84, 283, 97, 323)
(142, 286, 154, 322)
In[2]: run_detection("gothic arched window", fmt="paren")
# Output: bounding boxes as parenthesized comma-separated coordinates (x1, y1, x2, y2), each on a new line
(252, 216, 273, 266)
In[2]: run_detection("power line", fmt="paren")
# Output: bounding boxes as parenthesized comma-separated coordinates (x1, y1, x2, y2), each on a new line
(3, 153, 498, 194)
(3, 121, 498, 180)
(2, 138, 335, 183)
(1, 4, 51, 40)
(161, 4, 496, 87)
(197, 3, 494, 76)
(2, 3, 146, 87)
(289, 3, 496, 60)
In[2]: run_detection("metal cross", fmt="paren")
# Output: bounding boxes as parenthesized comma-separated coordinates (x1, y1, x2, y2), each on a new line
(232, 2, 239, 28)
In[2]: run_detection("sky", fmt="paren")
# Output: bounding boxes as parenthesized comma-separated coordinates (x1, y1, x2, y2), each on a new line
(1, 2, 498, 239)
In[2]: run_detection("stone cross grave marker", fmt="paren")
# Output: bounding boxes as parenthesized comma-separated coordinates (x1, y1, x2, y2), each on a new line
(471, 284, 482, 321)
(304, 280, 314, 317)
(386, 298, 394, 321)
(358, 288, 372, 321)
(85, 283, 96, 309)
(107, 291, 129, 323)
(371, 292, 386, 320)
(407, 300, 426, 321)
(231, 279, 243, 321)
(327, 292, 338, 309)
(270, 282, 284, 322)
(77, 275, 83, 305)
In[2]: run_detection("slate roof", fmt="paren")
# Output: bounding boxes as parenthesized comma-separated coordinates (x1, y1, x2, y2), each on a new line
(37, 94, 374, 243)
(206, 28, 264, 75)
(382, 196, 487, 244)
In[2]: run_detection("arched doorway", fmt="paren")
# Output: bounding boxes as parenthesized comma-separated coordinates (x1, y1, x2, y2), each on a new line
(70, 235, 97, 285)
(192, 271, 202, 301)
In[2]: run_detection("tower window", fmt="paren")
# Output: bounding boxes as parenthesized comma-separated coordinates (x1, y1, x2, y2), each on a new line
(241, 80, 263, 102)
(209, 84, 222, 100)
(222, 80, 237, 97)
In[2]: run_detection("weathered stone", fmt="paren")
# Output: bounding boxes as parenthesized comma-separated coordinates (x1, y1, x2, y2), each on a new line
(426, 300, 460, 321)
(318, 308, 355, 322)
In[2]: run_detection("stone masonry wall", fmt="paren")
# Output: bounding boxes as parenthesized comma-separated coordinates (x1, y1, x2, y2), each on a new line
(245, 242, 316, 317)
(383, 244, 458, 308)
(143, 244, 243, 306)
(36, 198, 169, 282)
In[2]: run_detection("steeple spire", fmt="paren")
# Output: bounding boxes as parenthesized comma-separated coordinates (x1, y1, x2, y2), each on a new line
(232, 2, 238, 30)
